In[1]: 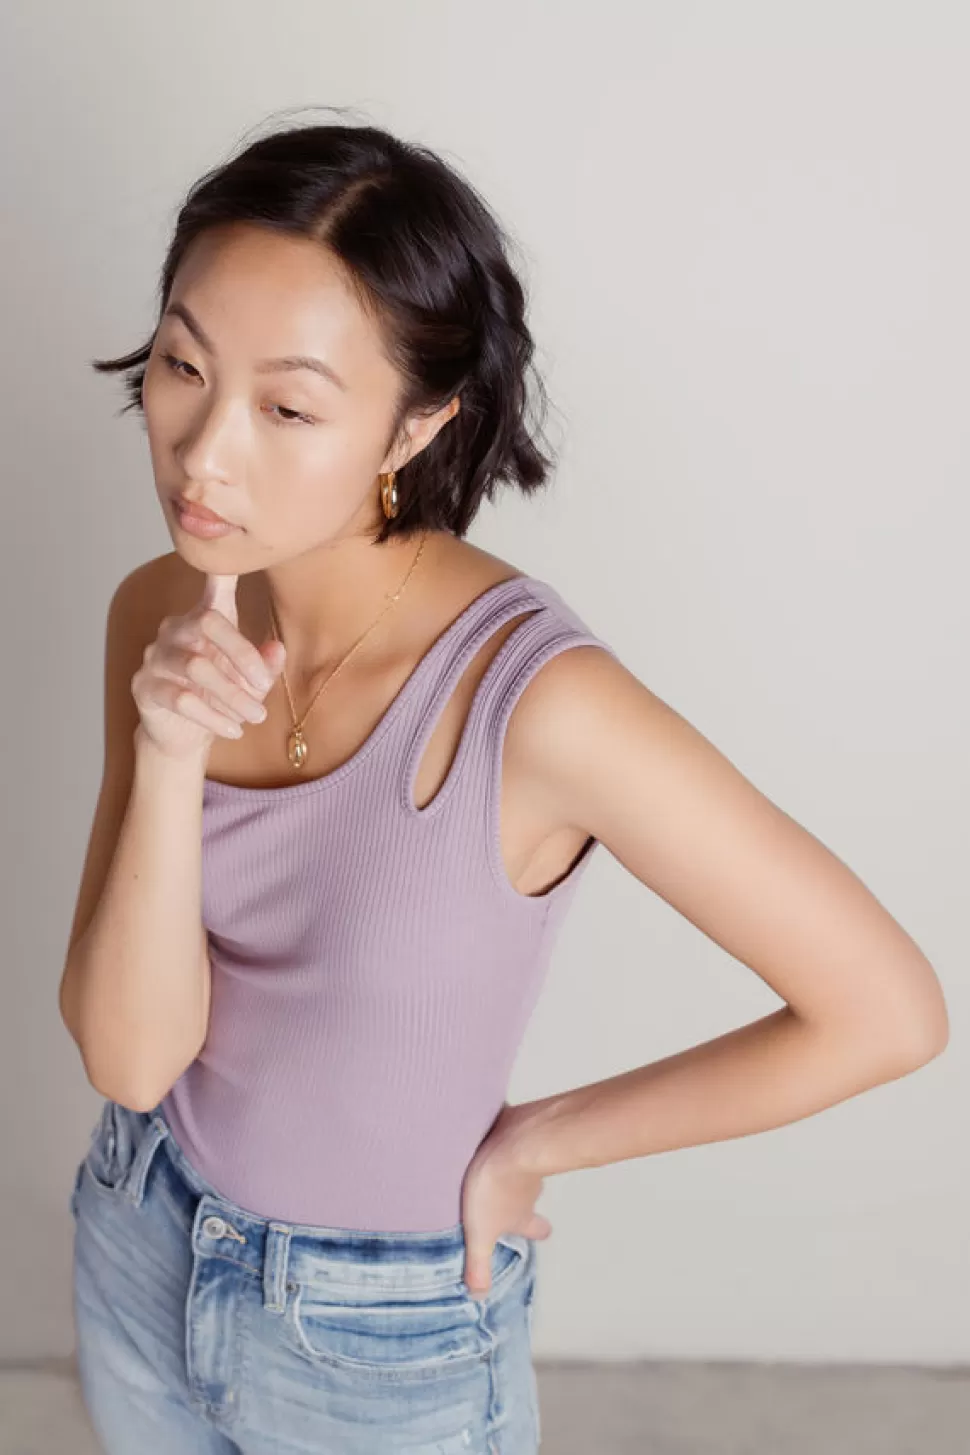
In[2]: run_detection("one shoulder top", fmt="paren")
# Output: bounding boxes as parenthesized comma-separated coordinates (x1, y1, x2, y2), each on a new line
(160, 572, 617, 1231)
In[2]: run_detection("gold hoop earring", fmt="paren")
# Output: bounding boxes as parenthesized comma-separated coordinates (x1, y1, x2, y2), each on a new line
(379, 470, 399, 519)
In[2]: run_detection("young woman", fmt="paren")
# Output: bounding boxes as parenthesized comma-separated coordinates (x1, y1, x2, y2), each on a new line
(59, 115, 948, 1455)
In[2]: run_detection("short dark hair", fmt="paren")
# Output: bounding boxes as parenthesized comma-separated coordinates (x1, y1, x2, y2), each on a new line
(92, 107, 558, 544)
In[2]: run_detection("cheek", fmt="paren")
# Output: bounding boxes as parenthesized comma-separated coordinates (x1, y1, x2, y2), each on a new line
(258, 465, 353, 532)
(142, 404, 167, 471)
(141, 352, 169, 409)
(254, 445, 380, 544)
(141, 366, 182, 446)
(288, 422, 382, 498)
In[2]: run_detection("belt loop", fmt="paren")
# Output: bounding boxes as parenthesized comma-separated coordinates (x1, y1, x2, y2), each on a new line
(124, 1115, 169, 1208)
(263, 1223, 292, 1315)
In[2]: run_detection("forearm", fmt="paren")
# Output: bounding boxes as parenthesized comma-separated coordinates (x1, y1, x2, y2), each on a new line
(61, 729, 210, 1108)
(512, 1005, 940, 1177)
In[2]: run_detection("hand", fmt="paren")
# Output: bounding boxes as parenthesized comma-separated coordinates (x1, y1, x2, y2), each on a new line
(131, 573, 285, 762)
(460, 1101, 553, 1296)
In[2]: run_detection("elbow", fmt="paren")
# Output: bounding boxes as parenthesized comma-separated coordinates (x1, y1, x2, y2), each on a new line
(82, 1058, 174, 1114)
(70, 1024, 187, 1113)
(112, 1085, 169, 1115)
(878, 996, 950, 1071)
(899, 973, 951, 1065)
(842, 961, 951, 1071)
(800, 988, 950, 1075)
(59, 954, 201, 1112)
(73, 1044, 150, 1111)
(905, 1013, 950, 1067)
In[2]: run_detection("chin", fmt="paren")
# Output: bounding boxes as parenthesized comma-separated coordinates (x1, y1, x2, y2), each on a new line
(168, 527, 253, 568)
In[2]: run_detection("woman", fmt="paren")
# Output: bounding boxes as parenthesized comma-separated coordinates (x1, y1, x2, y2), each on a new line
(59, 114, 948, 1454)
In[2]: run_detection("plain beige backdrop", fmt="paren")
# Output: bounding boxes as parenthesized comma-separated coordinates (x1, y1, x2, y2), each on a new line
(0, 0, 965, 1369)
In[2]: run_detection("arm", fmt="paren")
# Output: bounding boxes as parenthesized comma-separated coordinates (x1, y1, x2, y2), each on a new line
(499, 646, 949, 1178)
(58, 560, 211, 1111)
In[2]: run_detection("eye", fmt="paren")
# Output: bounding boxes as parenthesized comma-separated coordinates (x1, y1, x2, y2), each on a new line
(160, 353, 315, 425)
(268, 404, 315, 426)
(161, 351, 199, 379)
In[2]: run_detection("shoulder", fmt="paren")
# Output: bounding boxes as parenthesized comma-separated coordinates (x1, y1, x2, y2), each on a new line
(107, 549, 204, 639)
(476, 568, 635, 749)
(503, 628, 642, 770)
(501, 614, 691, 833)
(99, 551, 217, 711)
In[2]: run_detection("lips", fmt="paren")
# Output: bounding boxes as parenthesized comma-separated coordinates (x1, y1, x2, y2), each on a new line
(174, 496, 234, 525)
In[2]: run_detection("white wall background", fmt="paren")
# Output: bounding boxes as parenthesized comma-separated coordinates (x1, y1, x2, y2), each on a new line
(1, 0, 966, 1365)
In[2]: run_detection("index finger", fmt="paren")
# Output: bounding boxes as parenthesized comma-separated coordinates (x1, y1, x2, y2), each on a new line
(202, 573, 239, 628)
(198, 572, 273, 690)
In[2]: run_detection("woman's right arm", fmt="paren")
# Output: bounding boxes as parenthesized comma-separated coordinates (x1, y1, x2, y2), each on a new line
(58, 557, 281, 1111)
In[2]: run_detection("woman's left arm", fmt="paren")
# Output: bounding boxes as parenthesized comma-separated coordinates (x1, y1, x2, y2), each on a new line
(498, 644, 949, 1179)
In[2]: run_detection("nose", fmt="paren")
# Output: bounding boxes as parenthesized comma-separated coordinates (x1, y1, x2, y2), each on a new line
(174, 393, 245, 495)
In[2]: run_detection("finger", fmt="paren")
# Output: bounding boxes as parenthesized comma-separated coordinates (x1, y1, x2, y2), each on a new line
(169, 633, 264, 696)
(192, 613, 275, 694)
(259, 637, 287, 672)
(183, 653, 268, 722)
(462, 1244, 494, 1297)
(202, 573, 239, 628)
(153, 679, 245, 738)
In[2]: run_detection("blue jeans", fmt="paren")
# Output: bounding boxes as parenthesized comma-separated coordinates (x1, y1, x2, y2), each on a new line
(69, 1098, 541, 1453)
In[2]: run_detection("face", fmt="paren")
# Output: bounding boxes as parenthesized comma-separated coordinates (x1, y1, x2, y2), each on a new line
(142, 222, 456, 567)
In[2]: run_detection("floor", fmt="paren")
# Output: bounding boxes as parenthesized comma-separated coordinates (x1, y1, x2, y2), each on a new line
(1, 1358, 967, 1453)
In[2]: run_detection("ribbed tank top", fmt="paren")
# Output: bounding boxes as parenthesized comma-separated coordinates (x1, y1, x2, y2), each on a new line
(160, 573, 617, 1232)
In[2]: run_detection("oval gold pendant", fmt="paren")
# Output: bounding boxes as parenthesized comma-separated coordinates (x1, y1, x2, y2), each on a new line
(287, 728, 308, 771)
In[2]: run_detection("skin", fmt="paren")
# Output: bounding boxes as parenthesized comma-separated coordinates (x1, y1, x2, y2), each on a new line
(133, 221, 948, 1296)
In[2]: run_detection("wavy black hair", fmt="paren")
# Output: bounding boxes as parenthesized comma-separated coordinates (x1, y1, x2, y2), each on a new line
(92, 106, 558, 545)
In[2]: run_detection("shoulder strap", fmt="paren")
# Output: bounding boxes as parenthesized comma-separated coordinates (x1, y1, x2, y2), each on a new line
(398, 575, 617, 817)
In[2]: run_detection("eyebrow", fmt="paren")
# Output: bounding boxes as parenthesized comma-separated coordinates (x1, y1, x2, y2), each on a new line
(162, 301, 348, 391)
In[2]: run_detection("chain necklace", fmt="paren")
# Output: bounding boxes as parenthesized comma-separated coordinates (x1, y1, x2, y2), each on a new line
(264, 531, 428, 772)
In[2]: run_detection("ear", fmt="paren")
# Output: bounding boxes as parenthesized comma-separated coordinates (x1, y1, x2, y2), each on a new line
(386, 395, 461, 472)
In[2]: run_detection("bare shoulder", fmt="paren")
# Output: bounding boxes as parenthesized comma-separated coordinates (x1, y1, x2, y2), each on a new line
(418, 532, 528, 605)
(506, 639, 946, 1057)
(504, 634, 809, 884)
(99, 549, 205, 773)
(502, 636, 645, 792)
(103, 548, 197, 639)
(119, 548, 204, 621)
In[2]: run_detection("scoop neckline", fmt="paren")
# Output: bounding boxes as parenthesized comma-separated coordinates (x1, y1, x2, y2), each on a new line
(202, 570, 543, 801)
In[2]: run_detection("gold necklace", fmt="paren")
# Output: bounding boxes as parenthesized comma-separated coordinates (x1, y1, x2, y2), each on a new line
(264, 532, 427, 772)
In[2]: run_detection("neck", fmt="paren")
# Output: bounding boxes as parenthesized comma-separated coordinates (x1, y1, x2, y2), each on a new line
(254, 528, 433, 681)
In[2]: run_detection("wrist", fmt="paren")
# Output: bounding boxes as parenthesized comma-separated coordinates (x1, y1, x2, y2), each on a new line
(133, 726, 209, 782)
(499, 1094, 573, 1178)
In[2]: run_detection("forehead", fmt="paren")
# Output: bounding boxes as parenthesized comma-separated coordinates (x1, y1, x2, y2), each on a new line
(166, 223, 392, 385)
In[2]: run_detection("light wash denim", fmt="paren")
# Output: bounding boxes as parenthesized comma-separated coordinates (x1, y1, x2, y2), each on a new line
(69, 1098, 541, 1453)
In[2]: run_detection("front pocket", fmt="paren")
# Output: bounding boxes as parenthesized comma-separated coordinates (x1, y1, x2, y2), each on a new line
(290, 1284, 489, 1380)
(288, 1236, 530, 1381)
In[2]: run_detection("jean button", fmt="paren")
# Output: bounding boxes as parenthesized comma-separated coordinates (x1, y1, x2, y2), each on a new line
(202, 1215, 227, 1238)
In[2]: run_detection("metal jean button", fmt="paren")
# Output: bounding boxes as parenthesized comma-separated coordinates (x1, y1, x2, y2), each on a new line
(201, 1214, 246, 1244)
